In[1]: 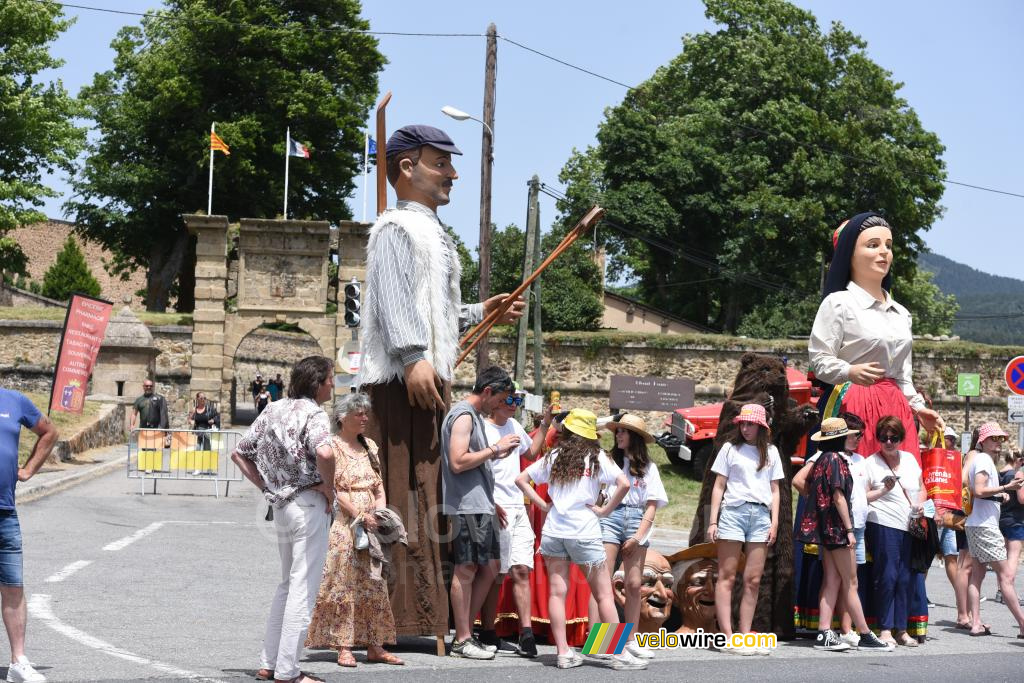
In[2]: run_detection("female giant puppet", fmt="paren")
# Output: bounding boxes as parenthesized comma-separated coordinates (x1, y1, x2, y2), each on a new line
(794, 212, 943, 637)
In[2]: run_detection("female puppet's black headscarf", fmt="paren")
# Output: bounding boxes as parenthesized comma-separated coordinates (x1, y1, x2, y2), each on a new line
(820, 211, 892, 301)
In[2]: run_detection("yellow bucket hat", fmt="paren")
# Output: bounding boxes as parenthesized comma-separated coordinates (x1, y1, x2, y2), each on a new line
(563, 408, 598, 441)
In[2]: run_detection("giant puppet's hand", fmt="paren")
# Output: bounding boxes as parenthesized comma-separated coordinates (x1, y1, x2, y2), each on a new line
(916, 407, 944, 436)
(404, 359, 444, 411)
(483, 293, 527, 325)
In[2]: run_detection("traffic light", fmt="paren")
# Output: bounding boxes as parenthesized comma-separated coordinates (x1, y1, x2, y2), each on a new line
(344, 278, 360, 327)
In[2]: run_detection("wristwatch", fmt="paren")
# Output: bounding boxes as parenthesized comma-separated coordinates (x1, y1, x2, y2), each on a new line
(845, 527, 854, 533)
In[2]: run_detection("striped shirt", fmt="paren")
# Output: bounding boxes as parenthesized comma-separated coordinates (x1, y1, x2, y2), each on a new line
(366, 200, 483, 368)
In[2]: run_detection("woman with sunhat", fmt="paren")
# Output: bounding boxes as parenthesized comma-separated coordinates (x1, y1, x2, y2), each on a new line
(589, 413, 668, 660)
(707, 404, 785, 654)
(964, 421, 1024, 637)
(809, 213, 944, 461)
(797, 417, 894, 653)
(516, 409, 642, 670)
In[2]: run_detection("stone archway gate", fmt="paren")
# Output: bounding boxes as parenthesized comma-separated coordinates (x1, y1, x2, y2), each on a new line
(183, 215, 367, 426)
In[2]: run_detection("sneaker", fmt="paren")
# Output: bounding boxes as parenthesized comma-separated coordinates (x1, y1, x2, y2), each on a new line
(586, 652, 613, 660)
(450, 637, 495, 660)
(625, 641, 655, 659)
(839, 631, 861, 649)
(477, 631, 518, 655)
(6, 657, 45, 683)
(517, 632, 538, 658)
(610, 651, 648, 670)
(857, 631, 895, 652)
(191, 469, 201, 476)
(813, 629, 850, 652)
(556, 650, 583, 669)
(472, 638, 497, 654)
(719, 644, 756, 656)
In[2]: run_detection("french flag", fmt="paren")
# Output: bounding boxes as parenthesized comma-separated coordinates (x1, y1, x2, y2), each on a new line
(288, 138, 310, 158)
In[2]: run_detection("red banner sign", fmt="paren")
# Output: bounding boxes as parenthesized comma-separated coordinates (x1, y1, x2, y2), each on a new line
(49, 294, 113, 414)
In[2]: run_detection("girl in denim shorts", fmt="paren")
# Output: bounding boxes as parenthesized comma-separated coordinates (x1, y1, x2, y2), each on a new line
(707, 404, 784, 651)
(516, 409, 640, 670)
(589, 414, 668, 660)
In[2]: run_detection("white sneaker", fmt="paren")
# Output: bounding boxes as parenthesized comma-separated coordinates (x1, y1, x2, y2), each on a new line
(839, 631, 861, 649)
(556, 649, 583, 669)
(625, 641, 655, 659)
(449, 638, 494, 660)
(610, 651, 648, 670)
(586, 652, 613, 660)
(6, 657, 45, 683)
(191, 470, 201, 476)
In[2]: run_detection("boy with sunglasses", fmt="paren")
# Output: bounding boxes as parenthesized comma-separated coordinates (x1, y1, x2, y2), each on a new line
(477, 385, 551, 657)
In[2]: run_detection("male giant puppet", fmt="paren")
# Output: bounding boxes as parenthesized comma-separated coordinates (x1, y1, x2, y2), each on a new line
(358, 125, 523, 639)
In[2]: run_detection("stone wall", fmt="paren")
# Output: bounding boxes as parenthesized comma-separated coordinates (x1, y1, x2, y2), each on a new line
(52, 401, 127, 462)
(0, 283, 64, 308)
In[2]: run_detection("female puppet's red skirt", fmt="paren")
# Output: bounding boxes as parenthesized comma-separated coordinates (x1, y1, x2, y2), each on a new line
(493, 462, 592, 646)
(821, 378, 920, 464)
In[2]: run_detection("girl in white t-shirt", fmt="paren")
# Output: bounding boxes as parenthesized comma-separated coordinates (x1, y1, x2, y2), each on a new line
(516, 409, 637, 670)
(707, 404, 784, 648)
(587, 414, 668, 661)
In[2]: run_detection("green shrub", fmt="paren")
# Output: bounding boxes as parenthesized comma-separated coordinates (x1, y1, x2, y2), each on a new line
(41, 237, 101, 301)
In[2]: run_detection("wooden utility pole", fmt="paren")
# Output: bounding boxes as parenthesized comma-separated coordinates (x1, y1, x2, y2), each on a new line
(476, 23, 497, 370)
(515, 176, 540, 384)
(532, 233, 543, 398)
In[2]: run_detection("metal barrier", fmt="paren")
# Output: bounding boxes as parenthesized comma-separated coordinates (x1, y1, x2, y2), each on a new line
(127, 428, 244, 497)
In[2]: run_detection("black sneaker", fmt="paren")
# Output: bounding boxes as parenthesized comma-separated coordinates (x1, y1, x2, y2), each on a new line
(813, 629, 850, 652)
(477, 630, 517, 655)
(518, 632, 538, 658)
(857, 631, 895, 652)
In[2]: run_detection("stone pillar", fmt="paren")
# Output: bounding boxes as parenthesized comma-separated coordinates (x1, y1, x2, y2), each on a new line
(184, 215, 229, 414)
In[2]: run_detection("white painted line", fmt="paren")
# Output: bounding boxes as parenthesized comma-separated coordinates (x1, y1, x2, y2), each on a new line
(44, 560, 93, 583)
(102, 522, 164, 552)
(28, 594, 225, 682)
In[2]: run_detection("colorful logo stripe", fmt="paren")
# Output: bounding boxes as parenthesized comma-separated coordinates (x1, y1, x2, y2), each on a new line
(582, 623, 635, 655)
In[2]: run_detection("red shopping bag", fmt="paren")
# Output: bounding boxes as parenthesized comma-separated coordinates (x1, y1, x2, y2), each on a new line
(922, 432, 962, 511)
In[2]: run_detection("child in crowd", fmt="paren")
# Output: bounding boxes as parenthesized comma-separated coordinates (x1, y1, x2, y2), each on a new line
(516, 409, 642, 671)
(707, 404, 783, 655)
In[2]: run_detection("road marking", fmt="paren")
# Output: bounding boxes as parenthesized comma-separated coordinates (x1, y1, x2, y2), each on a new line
(102, 522, 165, 551)
(28, 594, 225, 682)
(44, 560, 93, 583)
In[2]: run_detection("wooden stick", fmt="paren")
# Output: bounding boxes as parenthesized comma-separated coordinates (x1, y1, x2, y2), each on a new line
(455, 205, 604, 368)
(375, 91, 392, 216)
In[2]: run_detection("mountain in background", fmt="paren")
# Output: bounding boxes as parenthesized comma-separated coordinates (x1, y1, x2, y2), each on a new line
(918, 252, 1024, 345)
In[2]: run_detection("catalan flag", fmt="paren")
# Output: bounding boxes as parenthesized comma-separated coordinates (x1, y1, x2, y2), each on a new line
(210, 130, 230, 155)
(581, 623, 635, 656)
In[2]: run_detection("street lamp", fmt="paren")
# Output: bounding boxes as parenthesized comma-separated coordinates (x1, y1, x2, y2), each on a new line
(441, 105, 493, 137)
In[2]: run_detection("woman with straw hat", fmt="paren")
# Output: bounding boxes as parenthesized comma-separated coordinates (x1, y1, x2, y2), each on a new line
(516, 409, 642, 671)
(587, 414, 668, 660)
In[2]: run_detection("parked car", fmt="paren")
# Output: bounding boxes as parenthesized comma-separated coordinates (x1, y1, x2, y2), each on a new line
(657, 366, 817, 480)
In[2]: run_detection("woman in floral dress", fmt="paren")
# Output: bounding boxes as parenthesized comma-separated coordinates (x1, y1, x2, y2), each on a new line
(306, 392, 402, 667)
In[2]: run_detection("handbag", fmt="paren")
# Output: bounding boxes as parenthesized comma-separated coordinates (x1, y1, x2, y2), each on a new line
(887, 460, 928, 541)
(351, 517, 369, 550)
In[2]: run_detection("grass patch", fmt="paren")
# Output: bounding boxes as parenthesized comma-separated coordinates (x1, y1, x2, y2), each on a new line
(599, 433, 700, 532)
(16, 392, 100, 466)
(0, 306, 192, 326)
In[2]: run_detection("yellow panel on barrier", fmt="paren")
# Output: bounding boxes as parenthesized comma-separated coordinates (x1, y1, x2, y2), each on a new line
(138, 450, 163, 471)
(170, 451, 219, 472)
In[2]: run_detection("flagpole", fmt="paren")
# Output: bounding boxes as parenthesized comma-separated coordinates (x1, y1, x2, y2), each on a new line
(208, 122, 215, 215)
(283, 127, 291, 219)
(362, 133, 369, 223)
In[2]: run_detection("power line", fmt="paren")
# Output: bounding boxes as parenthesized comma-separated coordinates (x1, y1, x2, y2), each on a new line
(34, 0, 1024, 200)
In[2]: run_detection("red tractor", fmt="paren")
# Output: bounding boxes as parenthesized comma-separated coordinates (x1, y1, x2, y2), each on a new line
(656, 366, 817, 480)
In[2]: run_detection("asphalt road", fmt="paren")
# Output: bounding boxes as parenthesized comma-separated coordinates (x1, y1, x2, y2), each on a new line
(13, 466, 1024, 682)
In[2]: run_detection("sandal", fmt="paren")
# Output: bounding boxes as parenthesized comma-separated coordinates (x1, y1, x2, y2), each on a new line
(275, 674, 325, 683)
(337, 650, 357, 668)
(366, 651, 404, 665)
(256, 670, 274, 681)
(896, 634, 919, 647)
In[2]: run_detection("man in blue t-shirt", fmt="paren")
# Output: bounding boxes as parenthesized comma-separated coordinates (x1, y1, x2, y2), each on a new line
(0, 387, 59, 682)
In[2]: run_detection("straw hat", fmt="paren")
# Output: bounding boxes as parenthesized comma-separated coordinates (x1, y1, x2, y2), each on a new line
(978, 422, 1008, 444)
(810, 416, 860, 442)
(604, 413, 655, 444)
(732, 403, 769, 429)
(562, 408, 598, 441)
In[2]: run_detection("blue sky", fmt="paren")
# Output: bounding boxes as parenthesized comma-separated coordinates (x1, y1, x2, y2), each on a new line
(38, 0, 1024, 280)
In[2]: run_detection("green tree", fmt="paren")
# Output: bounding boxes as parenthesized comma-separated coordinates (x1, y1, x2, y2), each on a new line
(892, 266, 959, 337)
(0, 0, 86, 274)
(557, 0, 946, 333)
(41, 237, 102, 301)
(68, 0, 385, 311)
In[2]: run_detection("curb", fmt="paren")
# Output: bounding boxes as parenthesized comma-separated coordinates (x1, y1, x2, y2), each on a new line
(18, 456, 125, 504)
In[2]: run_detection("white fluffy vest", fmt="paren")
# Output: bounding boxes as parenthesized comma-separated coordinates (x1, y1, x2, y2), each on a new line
(357, 208, 463, 385)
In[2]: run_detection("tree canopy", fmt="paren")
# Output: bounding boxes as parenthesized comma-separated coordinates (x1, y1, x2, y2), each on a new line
(0, 0, 85, 275)
(67, 0, 385, 311)
(556, 0, 949, 335)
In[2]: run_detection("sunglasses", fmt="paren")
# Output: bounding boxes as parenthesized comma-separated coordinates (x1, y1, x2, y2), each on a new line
(504, 395, 524, 407)
(880, 435, 901, 444)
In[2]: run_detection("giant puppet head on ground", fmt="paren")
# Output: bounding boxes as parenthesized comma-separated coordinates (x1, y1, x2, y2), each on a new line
(688, 352, 817, 640)
(665, 543, 745, 634)
(611, 549, 674, 633)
